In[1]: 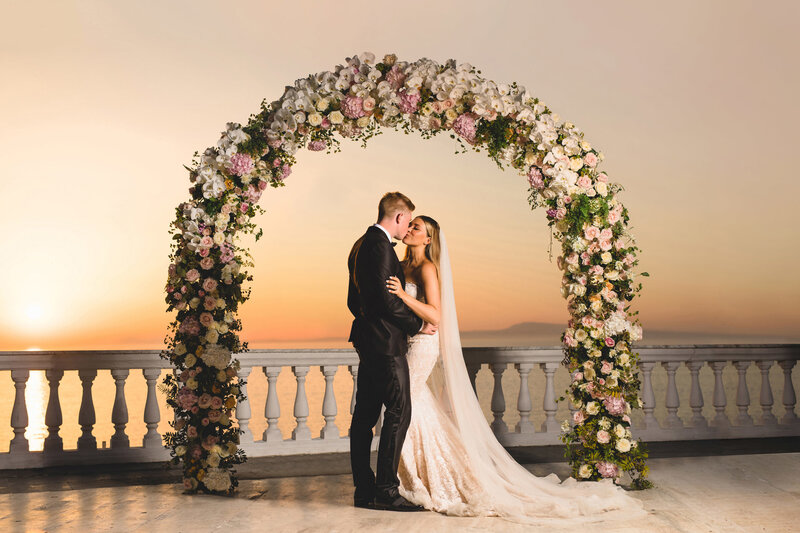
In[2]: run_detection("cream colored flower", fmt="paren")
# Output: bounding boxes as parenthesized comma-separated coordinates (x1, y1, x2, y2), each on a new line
(616, 438, 631, 452)
(596, 182, 608, 196)
(575, 329, 588, 342)
(185, 354, 197, 367)
(308, 113, 323, 126)
(217, 370, 226, 382)
(578, 464, 592, 478)
(445, 108, 458, 121)
(175, 343, 187, 356)
(601, 252, 613, 264)
(186, 377, 198, 390)
(315, 98, 330, 112)
(614, 424, 626, 438)
(176, 445, 187, 456)
(328, 110, 344, 124)
(356, 116, 370, 128)
(586, 401, 600, 415)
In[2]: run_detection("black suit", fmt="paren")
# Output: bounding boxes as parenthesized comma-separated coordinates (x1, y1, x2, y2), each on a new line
(347, 225, 423, 501)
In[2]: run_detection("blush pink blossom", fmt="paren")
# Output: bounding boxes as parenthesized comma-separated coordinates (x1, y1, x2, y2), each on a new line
(555, 207, 566, 219)
(452, 112, 478, 144)
(240, 203, 249, 213)
(580, 252, 591, 265)
(599, 239, 613, 251)
(202, 278, 218, 292)
(596, 461, 619, 478)
(573, 410, 586, 425)
(341, 95, 366, 119)
(258, 179, 267, 191)
(198, 248, 210, 258)
(201, 417, 209, 426)
(577, 175, 592, 189)
(280, 163, 292, 180)
(198, 393, 212, 409)
(597, 173, 608, 183)
(178, 316, 201, 336)
(584, 226, 600, 241)
(220, 244, 234, 263)
(244, 184, 262, 204)
(203, 296, 217, 311)
(200, 257, 214, 270)
(228, 153, 255, 176)
(596, 430, 611, 444)
(603, 395, 627, 415)
(211, 396, 223, 409)
(385, 65, 406, 90)
(601, 361, 614, 374)
(199, 312, 214, 327)
(208, 410, 222, 422)
(187, 425, 198, 438)
(605, 337, 616, 347)
(307, 140, 326, 151)
(584, 153, 598, 168)
(320, 117, 331, 129)
(599, 228, 613, 240)
(200, 236, 214, 248)
(564, 334, 577, 347)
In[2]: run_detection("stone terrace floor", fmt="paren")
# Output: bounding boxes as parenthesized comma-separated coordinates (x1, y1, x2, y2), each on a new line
(0, 442, 798, 533)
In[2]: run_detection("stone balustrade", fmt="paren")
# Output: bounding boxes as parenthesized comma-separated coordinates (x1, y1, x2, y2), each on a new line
(0, 344, 797, 469)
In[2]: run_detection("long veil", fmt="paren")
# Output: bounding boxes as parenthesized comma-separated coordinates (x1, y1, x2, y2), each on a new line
(428, 231, 648, 525)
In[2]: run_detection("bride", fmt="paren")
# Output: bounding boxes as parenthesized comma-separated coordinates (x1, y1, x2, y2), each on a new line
(385, 215, 649, 526)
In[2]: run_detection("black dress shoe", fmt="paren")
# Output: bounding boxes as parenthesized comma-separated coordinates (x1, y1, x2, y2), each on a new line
(373, 494, 425, 512)
(353, 498, 375, 509)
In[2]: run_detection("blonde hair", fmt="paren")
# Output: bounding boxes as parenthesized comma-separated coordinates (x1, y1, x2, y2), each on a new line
(403, 215, 441, 272)
(377, 191, 415, 222)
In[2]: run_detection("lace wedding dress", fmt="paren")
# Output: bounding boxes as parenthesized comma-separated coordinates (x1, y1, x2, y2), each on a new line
(396, 233, 649, 526)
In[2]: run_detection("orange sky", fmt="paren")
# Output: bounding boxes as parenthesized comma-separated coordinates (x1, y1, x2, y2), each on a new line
(1, 1, 799, 351)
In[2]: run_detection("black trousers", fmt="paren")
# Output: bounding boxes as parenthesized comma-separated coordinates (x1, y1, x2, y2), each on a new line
(349, 350, 412, 500)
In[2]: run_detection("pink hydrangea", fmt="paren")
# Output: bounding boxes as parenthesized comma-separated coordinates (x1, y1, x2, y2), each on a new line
(341, 95, 366, 119)
(228, 153, 254, 176)
(398, 90, 422, 114)
(386, 65, 406, 90)
(596, 461, 619, 478)
(244, 184, 262, 204)
(603, 395, 627, 415)
(452, 112, 477, 144)
(178, 316, 201, 336)
(307, 140, 326, 151)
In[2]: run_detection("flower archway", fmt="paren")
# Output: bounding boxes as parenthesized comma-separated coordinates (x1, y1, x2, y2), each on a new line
(161, 52, 651, 494)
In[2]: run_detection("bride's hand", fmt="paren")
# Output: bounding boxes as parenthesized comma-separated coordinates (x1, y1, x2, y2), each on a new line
(386, 276, 407, 300)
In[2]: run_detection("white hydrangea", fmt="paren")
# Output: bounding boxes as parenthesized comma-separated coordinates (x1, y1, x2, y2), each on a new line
(202, 467, 231, 492)
(200, 343, 232, 369)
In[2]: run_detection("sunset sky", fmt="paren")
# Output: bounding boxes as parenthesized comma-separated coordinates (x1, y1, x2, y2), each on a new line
(1, 1, 798, 351)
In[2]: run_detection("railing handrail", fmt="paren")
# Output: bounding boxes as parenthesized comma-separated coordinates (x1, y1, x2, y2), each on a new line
(1, 343, 797, 371)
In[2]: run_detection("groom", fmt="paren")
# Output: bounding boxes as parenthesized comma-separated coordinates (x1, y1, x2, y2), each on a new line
(347, 192, 436, 512)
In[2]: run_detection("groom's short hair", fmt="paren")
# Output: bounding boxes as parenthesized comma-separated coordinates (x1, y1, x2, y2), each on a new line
(377, 192, 415, 222)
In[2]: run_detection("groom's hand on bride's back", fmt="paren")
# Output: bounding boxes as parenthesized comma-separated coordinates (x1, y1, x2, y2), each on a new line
(420, 323, 438, 335)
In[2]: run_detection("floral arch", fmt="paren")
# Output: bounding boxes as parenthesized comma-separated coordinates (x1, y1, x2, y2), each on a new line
(161, 52, 651, 494)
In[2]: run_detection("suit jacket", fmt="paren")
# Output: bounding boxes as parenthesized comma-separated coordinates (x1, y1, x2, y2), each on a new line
(347, 226, 423, 357)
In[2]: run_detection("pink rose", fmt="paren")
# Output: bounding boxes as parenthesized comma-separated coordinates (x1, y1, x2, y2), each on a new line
(200, 236, 214, 248)
(443, 99, 454, 109)
(198, 248, 210, 258)
(572, 371, 584, 382)
(580, 252, 591, 265)
(203, 296, 217, 311)
(432, 101, 443, 114)
(320, 117, 331, 129)
(178, 316, 201, 336)
(599, 239, 613, 251)
(208, 410, 222, 422)
(555, 207, 566, 219)
(577, 175, 592, 189)
(564, 195, 572, 204)
(200, 257, 214, 270)
(201, 417, 210, 426)
(564, 335, 577, 347)
(362, 97, 376, 112)
(198, 290, 205, 297)
(258, 179, 267, 191)
(191, 405, 199, 414)
(198, 393, 212, 409)
(573, 410, 586, 425)
(584, 226, 600, 241)
(605, 337, 616, 347)
(202, 228, 211, 237)
(211, 396, 223, 409)
(601, 361, 614, 374)
(176, 300, 187, 310)
(199, 312, 214, 327)
(203, 278, 218, 292)
(596, 430, 611, 444)
(584, 153, 598, 168)
(187, 425, 198, 438)
(599, 228, 613, 240)
(173, 293, 182, 301)
(597, 173, 608, 183)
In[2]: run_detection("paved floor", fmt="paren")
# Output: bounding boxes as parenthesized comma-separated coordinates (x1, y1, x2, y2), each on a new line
(0, 453, 798, 532)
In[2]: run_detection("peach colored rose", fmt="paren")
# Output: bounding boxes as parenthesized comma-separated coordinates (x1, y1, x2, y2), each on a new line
(584, 226, 600, 241)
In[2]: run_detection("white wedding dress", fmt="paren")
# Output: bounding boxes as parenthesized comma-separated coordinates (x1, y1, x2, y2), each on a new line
(396, 233, 649, 526)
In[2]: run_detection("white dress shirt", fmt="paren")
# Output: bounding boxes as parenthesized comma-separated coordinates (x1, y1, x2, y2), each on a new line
(373, 223, 393, 243)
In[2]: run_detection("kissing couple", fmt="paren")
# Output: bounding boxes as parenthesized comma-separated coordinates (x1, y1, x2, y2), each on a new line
(346, 192, 648, 525)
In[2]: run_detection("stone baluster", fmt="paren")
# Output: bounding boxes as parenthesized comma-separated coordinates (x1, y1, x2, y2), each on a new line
(110, 369, 130, 448)
(540, 362, 560, 433)
(733, 361, 753, 426)
(263, 367, 282, 442)
(44, 369, 64, 453)
(466, 363, 480, 395)
(514, 363, 534, 434)
(348, 365, 358, 437)
(639, 362, 658, 429)
(686, 361, 708, 429)
(778, 360, 798, 425)
(489, 363, 508, 435)
(709, 361, 730, 429)
(756, 361, 777, 426)
(9, 370, 29, 452)
(236, 366, 253, 443)
(77, 369, 97, 450)
(662, 362, 683, 428)
(321, 365, 339, 439)
(142, 368, 162, 447)
(291, 366, 311, 440)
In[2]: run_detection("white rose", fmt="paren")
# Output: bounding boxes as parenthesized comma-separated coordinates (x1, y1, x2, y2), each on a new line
(596, 182, 608, 196)
(217, 323, 229, 334)
(206, 329, 219, 344)
(601, 252, 612, 264)
(618, 352, 630, 365)
(569, 158, 583, 171)
(445, 108, 458, 121)
(175, 445, 187, 456)
(578, 464, 593, 478)
(189, 297, 200, 309)
(580, 141, 592, 151)
(213, 232, 225, 246)
(356, 116, 370, 128)
(616, 438, 631, 452)
(589, 349, 601, 358)
(586, 401, 600, 415)
(614, 424, 626, 438)
(185, 353, 197, 367)
(186, 377, 198, 390)
(606, 270, 620, 280)
(307, 113, 323, 127)
(316, 98, 330, 112)
(328, 110, 344, 124)
(206, 452, 221, 468)
(575, 329, 588, 342)
(216, 298, 226, 309)
(590, 300, 603, 313)
(175, 343, 187, 356)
